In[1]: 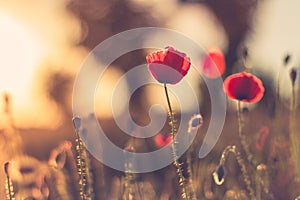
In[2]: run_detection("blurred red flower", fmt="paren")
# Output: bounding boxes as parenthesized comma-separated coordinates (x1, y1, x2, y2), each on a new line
(224, 72, 265, 103)
(146, 46, 191, 84)
(201, 48, 225, 79)
(255, 126, 270, 151)
(154, 133, 172, 148)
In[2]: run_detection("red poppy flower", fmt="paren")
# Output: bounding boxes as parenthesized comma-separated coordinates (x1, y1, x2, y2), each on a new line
(201, 48, 225, 79)
(154, 133, 172, 148)
(223, 72, 265, 103)
(146, 46, 191, 84)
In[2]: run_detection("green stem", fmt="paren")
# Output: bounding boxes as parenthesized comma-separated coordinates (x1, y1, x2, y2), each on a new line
(164, 84, 175, 141)
(237, 102, 257, 200)
(124, 172, 133, 200)
(290, 84, 300, 181)
(187, 124, 197, 200)
(255, 172, 261, 200)
(4, 163, 15, 200)
(124, 140, 139, 200)
(186, 149, 197, 200)
(75, 130, 87, 200)
(237, 101, 257, 167)
(276, 70, 281, 102)
(164, 83, 189, 200)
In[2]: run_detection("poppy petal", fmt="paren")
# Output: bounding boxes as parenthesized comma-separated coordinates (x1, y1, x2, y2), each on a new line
(223, 72, 265, 103)
(154, 134, 172, 148)
(146, 47, 191, 84)
(201, 48, 225, 79)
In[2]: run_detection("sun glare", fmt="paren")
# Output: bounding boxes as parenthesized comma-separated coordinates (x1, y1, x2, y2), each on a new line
(0, 13, 38, 100)
(0, 13, 49, 127)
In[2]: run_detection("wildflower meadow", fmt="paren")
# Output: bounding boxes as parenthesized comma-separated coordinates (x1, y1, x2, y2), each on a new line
(1, 0, 300, 200)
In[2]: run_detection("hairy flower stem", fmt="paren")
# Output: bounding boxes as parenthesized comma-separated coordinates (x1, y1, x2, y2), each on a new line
(4, 162, 15, 200)
(124, 171, 134, 200)
(276, 72, 281, 103)
(123, 140, 141, 200)
(75, 130, 87, 200)
(237, 101, 257, 167)
(186, 120, 199, 200)
(186, 149, 197, 200)
(74, 129, 94, 200)
(290, 83, 300, 181)
(219, 146, 256, 200)
(237, 101, 258, 200)
(164, 83, 189, 200)
(255, 172, 261, 200)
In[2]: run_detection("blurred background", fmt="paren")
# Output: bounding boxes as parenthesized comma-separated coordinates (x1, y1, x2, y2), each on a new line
(1, 0, 300, 199)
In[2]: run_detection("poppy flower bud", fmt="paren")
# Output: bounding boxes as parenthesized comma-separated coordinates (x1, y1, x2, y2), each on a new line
(243, 47, 248, 59)
(283, 54, 291, 66)
(212, 165, 225, 185)
(72, 116, 81, 131)
(4, 162, 9, 175)
(188, 114, 203, 133)
(3, 92, 11, 114)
